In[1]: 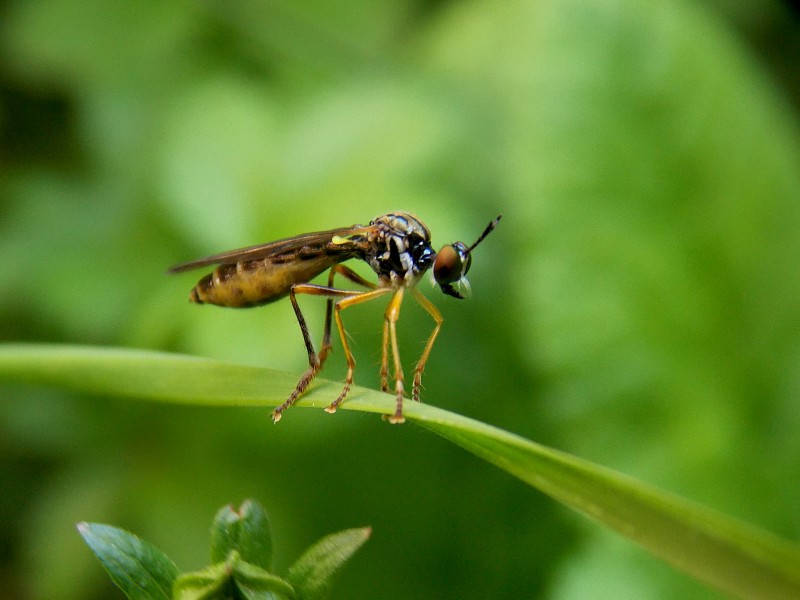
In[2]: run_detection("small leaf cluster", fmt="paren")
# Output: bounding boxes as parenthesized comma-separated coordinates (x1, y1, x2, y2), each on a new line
(77, 499, 370, 600)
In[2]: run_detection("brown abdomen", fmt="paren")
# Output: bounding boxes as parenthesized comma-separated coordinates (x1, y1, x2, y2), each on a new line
(190, 255, 341, 307)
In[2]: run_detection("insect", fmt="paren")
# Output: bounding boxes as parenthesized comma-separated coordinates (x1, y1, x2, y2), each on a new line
(168, 212, 501, 424)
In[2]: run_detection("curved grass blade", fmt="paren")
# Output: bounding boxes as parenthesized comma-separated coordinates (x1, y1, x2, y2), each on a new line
(3, 343, 800, 599)
(414, 412, 800, 600)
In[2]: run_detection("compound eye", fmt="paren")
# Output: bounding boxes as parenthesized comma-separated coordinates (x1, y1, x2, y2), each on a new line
(434, 243, 467, 285)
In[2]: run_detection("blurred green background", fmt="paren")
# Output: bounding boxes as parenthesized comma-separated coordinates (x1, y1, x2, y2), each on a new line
(2, 0, 799, 598)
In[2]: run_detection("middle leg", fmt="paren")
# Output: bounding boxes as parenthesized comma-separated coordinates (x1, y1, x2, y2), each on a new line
(320, 265, 377, 364)
(323, 286, 393, 414)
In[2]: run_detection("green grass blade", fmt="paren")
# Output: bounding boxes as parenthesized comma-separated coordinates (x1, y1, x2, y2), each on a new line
(3, 343, 800, 599)
(415, 414, 800, 600)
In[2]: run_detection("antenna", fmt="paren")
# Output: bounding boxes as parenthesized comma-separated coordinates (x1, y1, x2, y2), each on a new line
(467, 214, 502, 254)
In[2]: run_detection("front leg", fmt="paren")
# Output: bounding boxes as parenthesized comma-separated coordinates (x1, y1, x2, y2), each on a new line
(410, 288, 443, 402)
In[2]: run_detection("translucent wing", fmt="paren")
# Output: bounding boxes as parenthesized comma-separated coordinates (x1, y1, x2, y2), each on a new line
(168, 225, 372, 274)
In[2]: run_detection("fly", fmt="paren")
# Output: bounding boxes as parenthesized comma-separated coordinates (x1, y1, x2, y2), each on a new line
(168, 212, 501, 424)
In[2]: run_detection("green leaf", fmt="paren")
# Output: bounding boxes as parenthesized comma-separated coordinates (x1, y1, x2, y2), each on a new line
(233, 560, 296, 600)
(174, 552, 295, 600)
(173, 561, 230, 600)
(77, 522, 178, 600)
(210, 500, 274, 570)
(7, 344, 800, 599)
(286, 528, 372, 600)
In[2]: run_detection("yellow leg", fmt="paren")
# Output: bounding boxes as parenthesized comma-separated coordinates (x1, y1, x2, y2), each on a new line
(271, 273, 413, 424)
(272, 270, 381, 423)
(272, 284, 354, 422)
(411, 288, 444, 402)
(382, 287, 407, 424)
(320, 265, 377, 364)
(323, 287, 393, 413)
(380, 318, 390, 393)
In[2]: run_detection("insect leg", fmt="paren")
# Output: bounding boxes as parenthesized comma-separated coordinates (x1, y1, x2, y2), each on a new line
(410, 288, 444, 403)
(382, 287, 407, 424)
(324, 287, 392, 414)
(321, 265, 377, 364)
(319, 272, 335, 365)
(272, 283, 359, 423)
(326, 264, 394, 394)
(380, 318, 390, 393)
(328, 264, 378, 289)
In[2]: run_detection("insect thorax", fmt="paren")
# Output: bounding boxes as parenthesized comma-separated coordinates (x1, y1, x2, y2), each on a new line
(365, 213, 435, 286)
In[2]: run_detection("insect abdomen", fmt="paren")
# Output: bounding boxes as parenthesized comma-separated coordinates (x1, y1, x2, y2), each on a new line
(190, 255, 339, 308)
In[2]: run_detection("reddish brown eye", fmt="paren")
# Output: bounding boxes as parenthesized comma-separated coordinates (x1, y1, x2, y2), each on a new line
(434, 243, 469, 285)
(433, 245, 459, 284)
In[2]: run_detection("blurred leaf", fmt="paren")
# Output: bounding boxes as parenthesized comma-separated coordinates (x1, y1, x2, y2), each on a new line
(77, 522, 178, 600)
(7, 344, 800, 599)
(2, 0, 799, 597)
(155, 75, 282, 251)
(172, 561, 229, 600)
(210, 500, 274, 570)
(286, 528, 371, 600)
(232, 559, 296, 600)
(174, 552, 295, 600)
(2, 0, 200, 89)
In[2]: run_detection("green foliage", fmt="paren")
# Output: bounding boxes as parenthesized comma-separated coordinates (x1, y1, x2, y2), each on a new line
(286, 528, 375, 600)
(210, 501, 273, 569)
(2, 0, 800, 598)
(77, 523, 178, 600)
(78, 500, 368, 600)
(5, 344, 800, 599)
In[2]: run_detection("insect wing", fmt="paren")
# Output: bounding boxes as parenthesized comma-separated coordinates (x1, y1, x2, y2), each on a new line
(168, 225, 372, 273)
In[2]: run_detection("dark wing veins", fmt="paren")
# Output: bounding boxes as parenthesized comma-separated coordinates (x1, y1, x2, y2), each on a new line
(168, 226, 372, 273)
